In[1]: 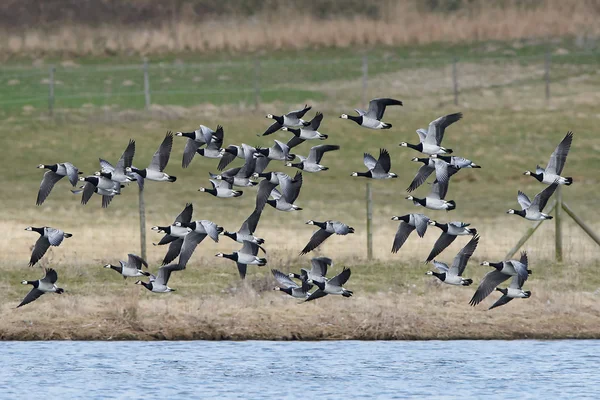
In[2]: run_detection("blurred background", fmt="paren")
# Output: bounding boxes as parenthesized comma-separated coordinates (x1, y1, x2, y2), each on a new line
(1, 0, 599, 271)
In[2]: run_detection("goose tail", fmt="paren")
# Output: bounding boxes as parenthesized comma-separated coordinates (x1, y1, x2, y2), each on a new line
(168, 176, 177, 182)
(342, 289, 353, 297)
(381, 123, 392, 129)
(56, 288, 65, 294)
(565, 177, 573, 185)
(461, 278, 473, 286)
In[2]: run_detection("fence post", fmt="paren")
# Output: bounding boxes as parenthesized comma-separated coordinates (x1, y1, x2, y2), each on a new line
(366, 182, 373, 260)
(143, 58, 151, 109)
(544, 51, 551, 105)
(452, 57, 459, 106)
(48, 66, 55, 116)
(138, 187, 147, 261)
(254, 59, 261, 110)
(362, 55, 368, 106)
(555, 185, 562, 262)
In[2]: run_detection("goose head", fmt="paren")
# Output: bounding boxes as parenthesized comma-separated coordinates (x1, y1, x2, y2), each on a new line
(306, 220, 315, 225)
(37, 164, 45, 169)
(339, 114, 348, 119)
(405, 195, 414, 200)
(480, 261, 490, 266)
(523, 171, 532, 176)
(351, 172, 359, 177)
(425, 271, 433, 275)
(21, 280, 28, 285)
(134, 280, 143, 285)
(198, 187, 206, 192)
(103, 264, 112, 269)
(506, 209, 516, 214)
(25, 226, 33, 231)
(266, 114, 274, 119)
(399, 142, 408, 147)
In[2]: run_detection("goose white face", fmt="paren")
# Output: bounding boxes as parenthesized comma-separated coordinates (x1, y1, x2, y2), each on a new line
(272, 287, 281, 291)
(78, 176, 86, 181)
(428, 220, 437, 225)
(391, 216, 400, 221)
(215, 253, 224, 257)
(399, 142, 408, 147)
(281, 127, 289, 131)
(351, 172, 358, 177)
(37, 164, 45, 169)
(21, 280, 28, 284)
(266, 114, 274, 119)
(175, 132, 184, 136)
(523, 171, 532, 176)
(134, 280, 142, 285)
(425, 271, 433, 275)
(306, 220, 315, 225)
(174, 222, 182, 227)
(340, 114, 348, 119)
(507, 209, 515, 214)
(198, 187, 206, 192)
(411, 157, 419, 162)
(103, 264, 111, 268)
(430, 154, 438, 158)
(94, 171, 102, 176)
(405, 195, 414, 200)
(285, 162, 292, 167)
(25, 226, 33, 231)
(480, 261, 490, 266)
(125, 167, 132, 172)
(288, 273, 295, 278)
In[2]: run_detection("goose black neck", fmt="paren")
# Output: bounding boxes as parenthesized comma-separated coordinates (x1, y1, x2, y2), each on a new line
(530, 172, 543, 182)
(159, 226, 171, 234)
(272, 115, 284, 124)
(311, 221, 327, 230)
(99, 171, 112, 179)
(412, 197, 427, 207)
(223, 231, 237, 241)
(204, 188, 218, 196)
(396, 215, 410, 223)
(490, 261, 504, 270)
(24, 280, 38, 287)
(347, 115, 362, 125)
(355, 171, 372, 178)
(267, 199, 277, 208)
(514, 209, 527, 217)
(31, 227, 45, 235)
(414, 157, 430, 165)
(290, 273, 303, 280)
(131, 167, 146, 177)
(280, 287, 293, 295)
(405, 142, 423, 151)
(258, 172, 272, 180)
(496, 287, 508, 295)
(433, 222, 448, 232)
(110, 265, 123, 274)
(431, 271, 445, 281)
(436, 155, 452, 163)
(85, 176, 99, 186)
(290, 162, 303, 169)
(222, 253, 237, 261)
(181, 132, 195, 139)
(224, 146, 238, 156)
(45, 164, 58, 172)
(286, 128, 301, 136)
(312, 280, 325, 290)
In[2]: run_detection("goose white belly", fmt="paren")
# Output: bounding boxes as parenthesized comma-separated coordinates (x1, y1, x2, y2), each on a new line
(324, 284, 344, 295)
(542, 173, 569, 185)
(170, 226, 190, 237)
(421, 143, 445, 155)
(443, 275, 464, 285)
(424, 198, 450, 210)
(506, 288, 528, 298)
(145, 169, 171, 181)
(524, 210, 548, 221)
(122, 267, 144, 277)
(299, 130, 321, 140)
(237, 253, 260, 264)
(361, 117, 385, 129)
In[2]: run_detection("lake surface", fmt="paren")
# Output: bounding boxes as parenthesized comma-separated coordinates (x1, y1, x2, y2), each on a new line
(1, 340, 598, 399)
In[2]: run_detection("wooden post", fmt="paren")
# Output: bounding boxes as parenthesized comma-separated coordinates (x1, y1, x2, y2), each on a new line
(544, 51, 551, 105)
(254, 59, 261, 110)
(143, 58, 151, 110)
(555, 185, 563, 262)
(562, 202, 600, 247)
(138, 187, 147, 260)
(366, 182, 373, 260)
(362, 55, 368, 106)
(452, 57, 459, 106)
(48, 66, 55, 116)
(505, 200, 556, 259)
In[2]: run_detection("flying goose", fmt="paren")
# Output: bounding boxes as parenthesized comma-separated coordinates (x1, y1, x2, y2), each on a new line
(262, 104, 312, 136)
(18, 268, 64, 308)
(71, 181, 121, 208)
(299, 220, 355, 256)
(36, 162, 81, 205)
(305, 267, 353, 302)
(430, 154, 480, 169)
(25, 226, 72, 267)
(406, 180, 455, 211)
(425, 221, 477, 263)
(96, 139, 136, 184)
(271, 269, 311, 299)
(216, 240, 267, 279)
(489, 275, 532, 310)
(400, 112, 462, 155)
(210, 144, 262, 187)
(469, 252, 531, 307)
(99, 157, 144, 190)
(127, 132, 176, 182)
(176, 220, 222, 269)
(289, 257, 332, 286)
(283, 112, 327, 149)
(524, 131, 573, 185)
(151, 203, 193, 265)
(340, 98, 403, 129)
(222, 208, 266, 247)
(256, 140, 295, 162)
(390, 214, 430, 253)
(407, 157, 458, 192)
(176, 124, 217, 168)
(256, 172, 303, 212)
(507, 182, 558, 221)
(136, 264, 184, 293)
(199, 177, 243, 198)
(196, 125, 225, 159)
(286, 144, 340, 173)
(104, 254, 150, 279)
(426, 234, 479, 286)
(218, 145, 245, 171)
(352, 148, 398, 179)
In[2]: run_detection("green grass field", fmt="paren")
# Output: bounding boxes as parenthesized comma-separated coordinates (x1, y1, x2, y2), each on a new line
(1, 41, 600, 339)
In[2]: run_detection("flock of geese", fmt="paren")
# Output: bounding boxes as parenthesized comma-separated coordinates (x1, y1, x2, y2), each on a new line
(20, 98, 574, 311)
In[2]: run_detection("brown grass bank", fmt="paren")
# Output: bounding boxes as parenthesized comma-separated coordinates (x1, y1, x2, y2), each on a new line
(1, 0, 599, 57)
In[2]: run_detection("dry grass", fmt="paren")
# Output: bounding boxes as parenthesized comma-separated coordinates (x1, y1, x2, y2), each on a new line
(1, 0, 599, 57)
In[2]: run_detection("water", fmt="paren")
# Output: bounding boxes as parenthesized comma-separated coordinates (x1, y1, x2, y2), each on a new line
(1, 340, 598, 399)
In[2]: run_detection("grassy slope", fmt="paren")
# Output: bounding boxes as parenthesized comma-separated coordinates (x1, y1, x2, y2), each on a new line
(1, 43, 600, 339)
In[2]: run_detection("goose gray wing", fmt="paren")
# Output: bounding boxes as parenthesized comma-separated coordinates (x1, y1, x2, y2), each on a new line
(156, 234, 177, 246)
(127, 254, 148, 270)
(282, 172, 303, 204)
(239, 208, 262, 235)
(373, 148, 392, 174)
(45, 228, 65, 246)
(299, 229, 334, 256)
(17, 288, 45, 308)
(413, 214, 430, 237)
(99, 159, 115, 173)
(288, 104, 312, 119)
(305, 289, 328, 302)
(272, 140, 291, 160)
(415, 129, 427, 143)
(310, 257, 331, 277)
(101, 195, 114, 209)
(162, 238, 184, 265)
(271, 269, 299, 289)
(331, 221, 352, 234)
(519, 251, 528, 268)
(262, 121, 283, 136)
(236, 263, 248, 279)
(407, 164, 434, 192)
(517, 191, 532, 210)
(426, 232, 457, 263)
(433, 261, 449, 273)
(469, 270, 511, 306)
(238, 144, 258, 178)
(37, 171, 64, 205)
(531, 182, 558, 211)
(255, 180, 277, 212)
(174, 203, 193, 224)
(365, 98, 403, 120)
(328, 267, 351, 287)
(150, 131, 173, 172)
(218, 146, 238, 170)
(426, 112, 462, 146)
(508, 260, 529, 287)
(200, 220, 221, 242)
(508, 275, 522, 290)
(178, 232, 207, 268)
(116, 139, 136, 173)
(307, 144, 340, 164)
(546, 131, 573, 175)
(286, 136, 305, 149)
(240, 240, 260, 256)
(433, 159, 451, 185)
(79, 181, 95, 205)
(391, 222, 415, 253)
(363, 153, 378, 170)
(308, 112, 323, 131)
(41, 268, 58, 284)
(488, 294, 513, 310)
(429, 180, 449, 200)
(211, 125, 224, 147)
(183, 139, 202, 168)
(155, 264, 184, 286)
(63, 162, 80, 186)
(253, 156, 271, 175)
(450, 234, 480, 276)
(29, 236, 51, 266)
